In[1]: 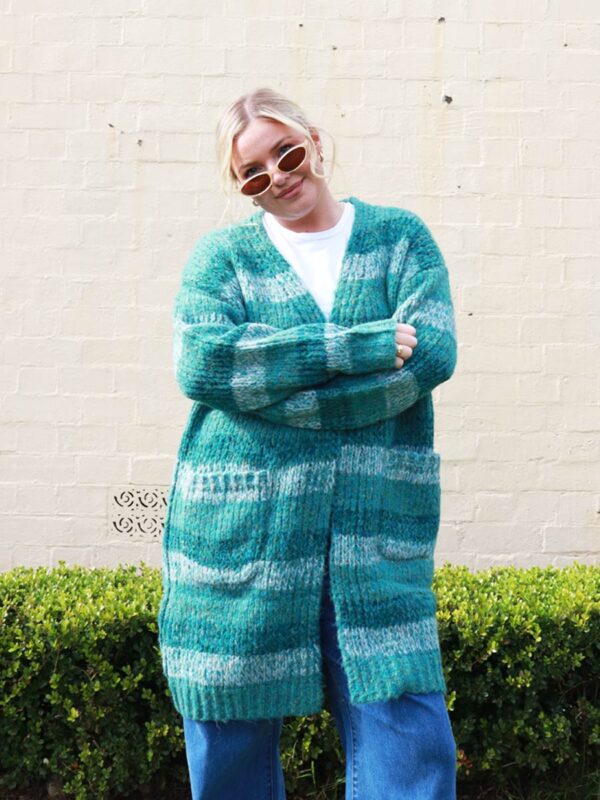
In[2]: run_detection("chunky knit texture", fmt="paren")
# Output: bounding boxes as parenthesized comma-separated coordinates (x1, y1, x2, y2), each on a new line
(158, 196, 457, 722)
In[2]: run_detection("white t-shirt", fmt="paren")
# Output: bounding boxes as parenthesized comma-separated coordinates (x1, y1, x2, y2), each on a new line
(262, 201, 355, 321)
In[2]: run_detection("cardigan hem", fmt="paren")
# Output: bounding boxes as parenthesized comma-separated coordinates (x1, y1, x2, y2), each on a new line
(167, 669, 326, 723)
(342, 647, 448, 704)
(163, 645, 447, 723)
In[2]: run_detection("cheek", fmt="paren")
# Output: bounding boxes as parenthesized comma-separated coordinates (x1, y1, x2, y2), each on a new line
(300, 161, 317, 184)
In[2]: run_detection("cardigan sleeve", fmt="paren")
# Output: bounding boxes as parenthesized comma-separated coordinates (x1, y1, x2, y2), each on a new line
(172, 230, 399, 412)
(249, 214, 457, 429)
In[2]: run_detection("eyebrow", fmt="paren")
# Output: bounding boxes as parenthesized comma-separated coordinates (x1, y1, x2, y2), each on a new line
(239, 138, 291, 171)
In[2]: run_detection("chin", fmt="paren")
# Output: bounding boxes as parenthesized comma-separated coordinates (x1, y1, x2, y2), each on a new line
(290, 181, 317, 209)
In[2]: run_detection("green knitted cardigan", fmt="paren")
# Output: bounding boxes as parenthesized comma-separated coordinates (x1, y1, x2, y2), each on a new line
(157, 195, 457, 722)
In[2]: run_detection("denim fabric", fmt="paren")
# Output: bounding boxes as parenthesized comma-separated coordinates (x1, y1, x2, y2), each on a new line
(182, 559, 457, 800)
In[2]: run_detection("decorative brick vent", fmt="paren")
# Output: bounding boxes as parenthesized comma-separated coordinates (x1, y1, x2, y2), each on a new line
(109, 486, 169, 540)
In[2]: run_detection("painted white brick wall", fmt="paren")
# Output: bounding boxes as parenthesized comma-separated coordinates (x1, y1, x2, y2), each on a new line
(1, 2, 599, 572)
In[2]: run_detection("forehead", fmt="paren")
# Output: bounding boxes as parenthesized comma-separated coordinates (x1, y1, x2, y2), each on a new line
(231, 117, 299, 172)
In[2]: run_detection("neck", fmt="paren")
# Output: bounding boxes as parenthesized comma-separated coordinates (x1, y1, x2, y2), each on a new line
(268, 186, 343, 234)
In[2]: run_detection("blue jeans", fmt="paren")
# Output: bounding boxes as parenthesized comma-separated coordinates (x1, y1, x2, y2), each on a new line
(182, 561, 457, 799)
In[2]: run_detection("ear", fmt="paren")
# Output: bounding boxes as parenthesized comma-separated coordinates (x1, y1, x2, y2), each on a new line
(308, 126, 322, 153)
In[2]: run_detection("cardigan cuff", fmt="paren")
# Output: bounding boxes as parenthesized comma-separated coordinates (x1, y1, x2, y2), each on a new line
(328, 317, 398, 376)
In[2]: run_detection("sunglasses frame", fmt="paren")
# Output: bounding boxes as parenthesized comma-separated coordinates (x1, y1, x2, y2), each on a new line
(237, 140, 310, 198)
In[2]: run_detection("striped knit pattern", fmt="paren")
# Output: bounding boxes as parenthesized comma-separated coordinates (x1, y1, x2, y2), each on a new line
(158, 196, 457, 722)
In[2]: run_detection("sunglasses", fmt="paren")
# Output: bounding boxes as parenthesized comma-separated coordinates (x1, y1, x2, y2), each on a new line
(237, 142, 309, 197)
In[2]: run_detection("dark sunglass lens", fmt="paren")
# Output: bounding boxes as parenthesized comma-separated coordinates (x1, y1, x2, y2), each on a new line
(279, 146, 306, 173)
(241, 174, 270, 196)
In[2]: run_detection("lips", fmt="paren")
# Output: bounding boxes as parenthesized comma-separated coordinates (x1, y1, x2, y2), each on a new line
(278, 179, 303, 198)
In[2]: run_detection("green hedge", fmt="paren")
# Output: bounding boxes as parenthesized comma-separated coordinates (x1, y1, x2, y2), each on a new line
(0, 562, 598, 800)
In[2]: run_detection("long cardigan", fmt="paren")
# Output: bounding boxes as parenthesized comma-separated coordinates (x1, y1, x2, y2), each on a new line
(157, 195, 458, 723)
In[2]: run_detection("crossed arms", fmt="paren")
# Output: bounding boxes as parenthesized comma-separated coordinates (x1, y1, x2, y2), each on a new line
(172, 213, 457, 430)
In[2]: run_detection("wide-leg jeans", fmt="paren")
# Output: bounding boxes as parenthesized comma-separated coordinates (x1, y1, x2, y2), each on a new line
(182, 560, 458, 800)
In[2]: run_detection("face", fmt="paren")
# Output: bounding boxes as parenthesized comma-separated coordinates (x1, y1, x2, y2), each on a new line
(230, 117, 326, 222)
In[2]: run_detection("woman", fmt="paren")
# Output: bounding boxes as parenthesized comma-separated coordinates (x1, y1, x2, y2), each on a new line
(157, 87, 458, 800)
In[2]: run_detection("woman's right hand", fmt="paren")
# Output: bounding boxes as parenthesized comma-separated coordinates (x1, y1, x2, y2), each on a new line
(394, 323, 417, 369)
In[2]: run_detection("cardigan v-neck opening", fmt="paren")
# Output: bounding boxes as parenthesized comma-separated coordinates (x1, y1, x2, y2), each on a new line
(249, 195, 364, 326)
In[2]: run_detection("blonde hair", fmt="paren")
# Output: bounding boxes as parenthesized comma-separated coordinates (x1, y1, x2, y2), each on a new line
(214, 87, 337, 225)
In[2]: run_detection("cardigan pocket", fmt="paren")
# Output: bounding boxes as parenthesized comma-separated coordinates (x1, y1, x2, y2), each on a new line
(377, 446, 442, 564)
(176, 467, 273, 585)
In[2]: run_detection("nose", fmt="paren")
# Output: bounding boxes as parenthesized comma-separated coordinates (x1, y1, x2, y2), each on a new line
(271, 167, 288, 185)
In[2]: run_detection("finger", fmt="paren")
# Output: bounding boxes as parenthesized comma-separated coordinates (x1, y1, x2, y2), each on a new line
(395, 333, 418, 347)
